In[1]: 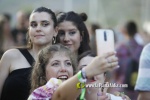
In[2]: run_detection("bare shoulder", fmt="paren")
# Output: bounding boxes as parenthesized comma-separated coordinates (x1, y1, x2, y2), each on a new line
(1, 49, 21, 60)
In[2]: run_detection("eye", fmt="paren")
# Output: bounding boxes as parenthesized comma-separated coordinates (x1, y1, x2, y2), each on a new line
(66, 62, 72, 67)
(58, 30, 65, 36)
(52, 62, 59, 67)
(41, 22, 49, 27)
(69, 31, 76, 35)
(30, 22, 37, 28)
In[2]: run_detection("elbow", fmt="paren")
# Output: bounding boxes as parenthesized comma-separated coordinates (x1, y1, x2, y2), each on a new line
(52, 89, 66, 100)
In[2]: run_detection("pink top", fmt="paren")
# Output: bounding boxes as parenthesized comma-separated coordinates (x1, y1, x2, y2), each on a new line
(28, 78, 62, 100)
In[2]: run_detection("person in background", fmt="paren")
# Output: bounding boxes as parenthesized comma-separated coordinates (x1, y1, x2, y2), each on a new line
(0, 7, 57, 100)
(135, 43, 150, 100)
(11, 10, 29, 46)
(56, 11, 91, 56)
(78, 51, 130, 100)
(114, 21, 143, 100)
(0, 14, 15, 59)
(88, 23, 101, 54)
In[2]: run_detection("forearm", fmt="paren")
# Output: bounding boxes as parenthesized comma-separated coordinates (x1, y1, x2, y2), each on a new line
(138, 91, 150, 100)
(52, 74, 81, 100)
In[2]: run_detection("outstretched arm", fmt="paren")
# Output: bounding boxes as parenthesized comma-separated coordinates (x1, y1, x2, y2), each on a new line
(52, 51, 118, 100)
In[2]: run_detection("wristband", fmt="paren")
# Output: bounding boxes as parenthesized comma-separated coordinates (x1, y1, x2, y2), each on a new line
(81, 68, 87, 79)
(77, 71, 87, 83)
(77, 71, 87, 100)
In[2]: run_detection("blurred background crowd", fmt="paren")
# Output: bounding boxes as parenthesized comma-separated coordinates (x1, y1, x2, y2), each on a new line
(1, 0, 150, 99)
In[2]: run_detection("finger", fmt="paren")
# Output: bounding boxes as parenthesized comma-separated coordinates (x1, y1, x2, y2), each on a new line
(97, 92, 108, 100)
(114, 91, 120, 96)
(106, 62, 119, 68)
(102, 51, 116, 58)
(103, 83, 109, 93)
(106, 56, 118, 63)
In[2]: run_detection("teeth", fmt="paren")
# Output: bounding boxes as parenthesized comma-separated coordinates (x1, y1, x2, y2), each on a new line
(58, 76, 67, 79)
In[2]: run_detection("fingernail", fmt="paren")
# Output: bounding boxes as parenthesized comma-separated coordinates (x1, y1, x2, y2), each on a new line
(97, 92, 102, 96)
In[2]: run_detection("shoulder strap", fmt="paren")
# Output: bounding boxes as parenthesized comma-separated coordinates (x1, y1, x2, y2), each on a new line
(18, 48, 35, 66)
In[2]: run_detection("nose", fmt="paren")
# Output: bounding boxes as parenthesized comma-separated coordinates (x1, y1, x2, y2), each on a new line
(63, 33, 70, 43)
(60, 65, 67, 72)
(36, 24, 41, 32)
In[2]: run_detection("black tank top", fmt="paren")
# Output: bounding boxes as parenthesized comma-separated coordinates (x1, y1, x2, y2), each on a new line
(0, 48, 35, 100)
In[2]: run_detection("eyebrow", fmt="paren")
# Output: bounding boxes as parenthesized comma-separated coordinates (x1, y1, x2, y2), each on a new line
(41, 20, 49, 23)
(52, 60, 71, 63)
(69, 29, 77, 31)
(30, 20, 49, 23)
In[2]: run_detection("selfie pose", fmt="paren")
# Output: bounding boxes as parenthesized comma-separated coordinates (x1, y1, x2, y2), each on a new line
(28, 44, 119, 100)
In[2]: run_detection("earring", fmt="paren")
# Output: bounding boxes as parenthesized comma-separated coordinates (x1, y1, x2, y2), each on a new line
(52, 36, 56, 44)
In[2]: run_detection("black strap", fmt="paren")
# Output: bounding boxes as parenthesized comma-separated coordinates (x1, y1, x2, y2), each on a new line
(18, 48, 35, 66)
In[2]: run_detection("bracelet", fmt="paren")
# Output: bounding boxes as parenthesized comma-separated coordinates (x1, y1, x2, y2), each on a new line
(81, 68, 87, 79)
(77, 71, 87, 100)
(77, 71, 87, 83)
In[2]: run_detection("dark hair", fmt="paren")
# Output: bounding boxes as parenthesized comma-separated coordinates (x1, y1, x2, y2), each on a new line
(91, 23, 101, 34)
(78, 50, 96, 61)
(32, 7, 57, 28)
(3, 13, 11, 21)
(125, 21, 137, 37)
(57, 11, 90, 55)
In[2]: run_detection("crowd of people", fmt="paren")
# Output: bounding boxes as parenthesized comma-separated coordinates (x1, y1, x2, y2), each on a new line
(0, 6, 150, 100)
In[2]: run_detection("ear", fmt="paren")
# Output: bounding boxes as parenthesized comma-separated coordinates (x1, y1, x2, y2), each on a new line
(54, 26, 58, 37)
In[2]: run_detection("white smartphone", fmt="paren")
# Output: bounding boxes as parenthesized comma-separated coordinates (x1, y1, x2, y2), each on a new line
(96, 29, 115, 56)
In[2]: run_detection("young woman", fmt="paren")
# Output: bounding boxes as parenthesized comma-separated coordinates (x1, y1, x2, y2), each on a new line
(28, 44, 119, 100)
(0, 7, 57, 100)
(29, 44, 77, 99)
(57, 11, 90, 55)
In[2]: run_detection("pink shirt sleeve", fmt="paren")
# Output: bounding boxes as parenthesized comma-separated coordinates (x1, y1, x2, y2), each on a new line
(28, 78, 62, 100)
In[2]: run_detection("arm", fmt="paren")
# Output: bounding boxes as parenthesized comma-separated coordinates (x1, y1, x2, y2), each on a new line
(0, 50, 12, 97)
(136, 44, 150, 100)
(138, 91, 150, 100)
(52, 51, 118, 100)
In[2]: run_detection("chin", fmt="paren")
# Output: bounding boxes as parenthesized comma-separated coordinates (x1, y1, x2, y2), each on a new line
(35, 41, 51, 46)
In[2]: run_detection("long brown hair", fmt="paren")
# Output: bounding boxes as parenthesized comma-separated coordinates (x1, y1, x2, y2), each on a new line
(30, 44, 77, 92)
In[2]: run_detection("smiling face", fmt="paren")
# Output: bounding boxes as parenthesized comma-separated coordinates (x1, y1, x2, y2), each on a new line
(58, 21, 82, 54)
(45, 52, 73, 81)
(29, 12, 57, 46)
(78, 56, 105, 83)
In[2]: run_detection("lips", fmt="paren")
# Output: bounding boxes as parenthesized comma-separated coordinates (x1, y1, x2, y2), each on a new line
(64, 44, 72, 48)
(57, 75, 69, 81)
(87, 77, 96, 82)
(34, 35, 45, 38)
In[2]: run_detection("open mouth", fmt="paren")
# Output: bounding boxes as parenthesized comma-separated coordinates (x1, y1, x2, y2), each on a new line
(87, 77, 96, 82)
(57, 75, 68, 81)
